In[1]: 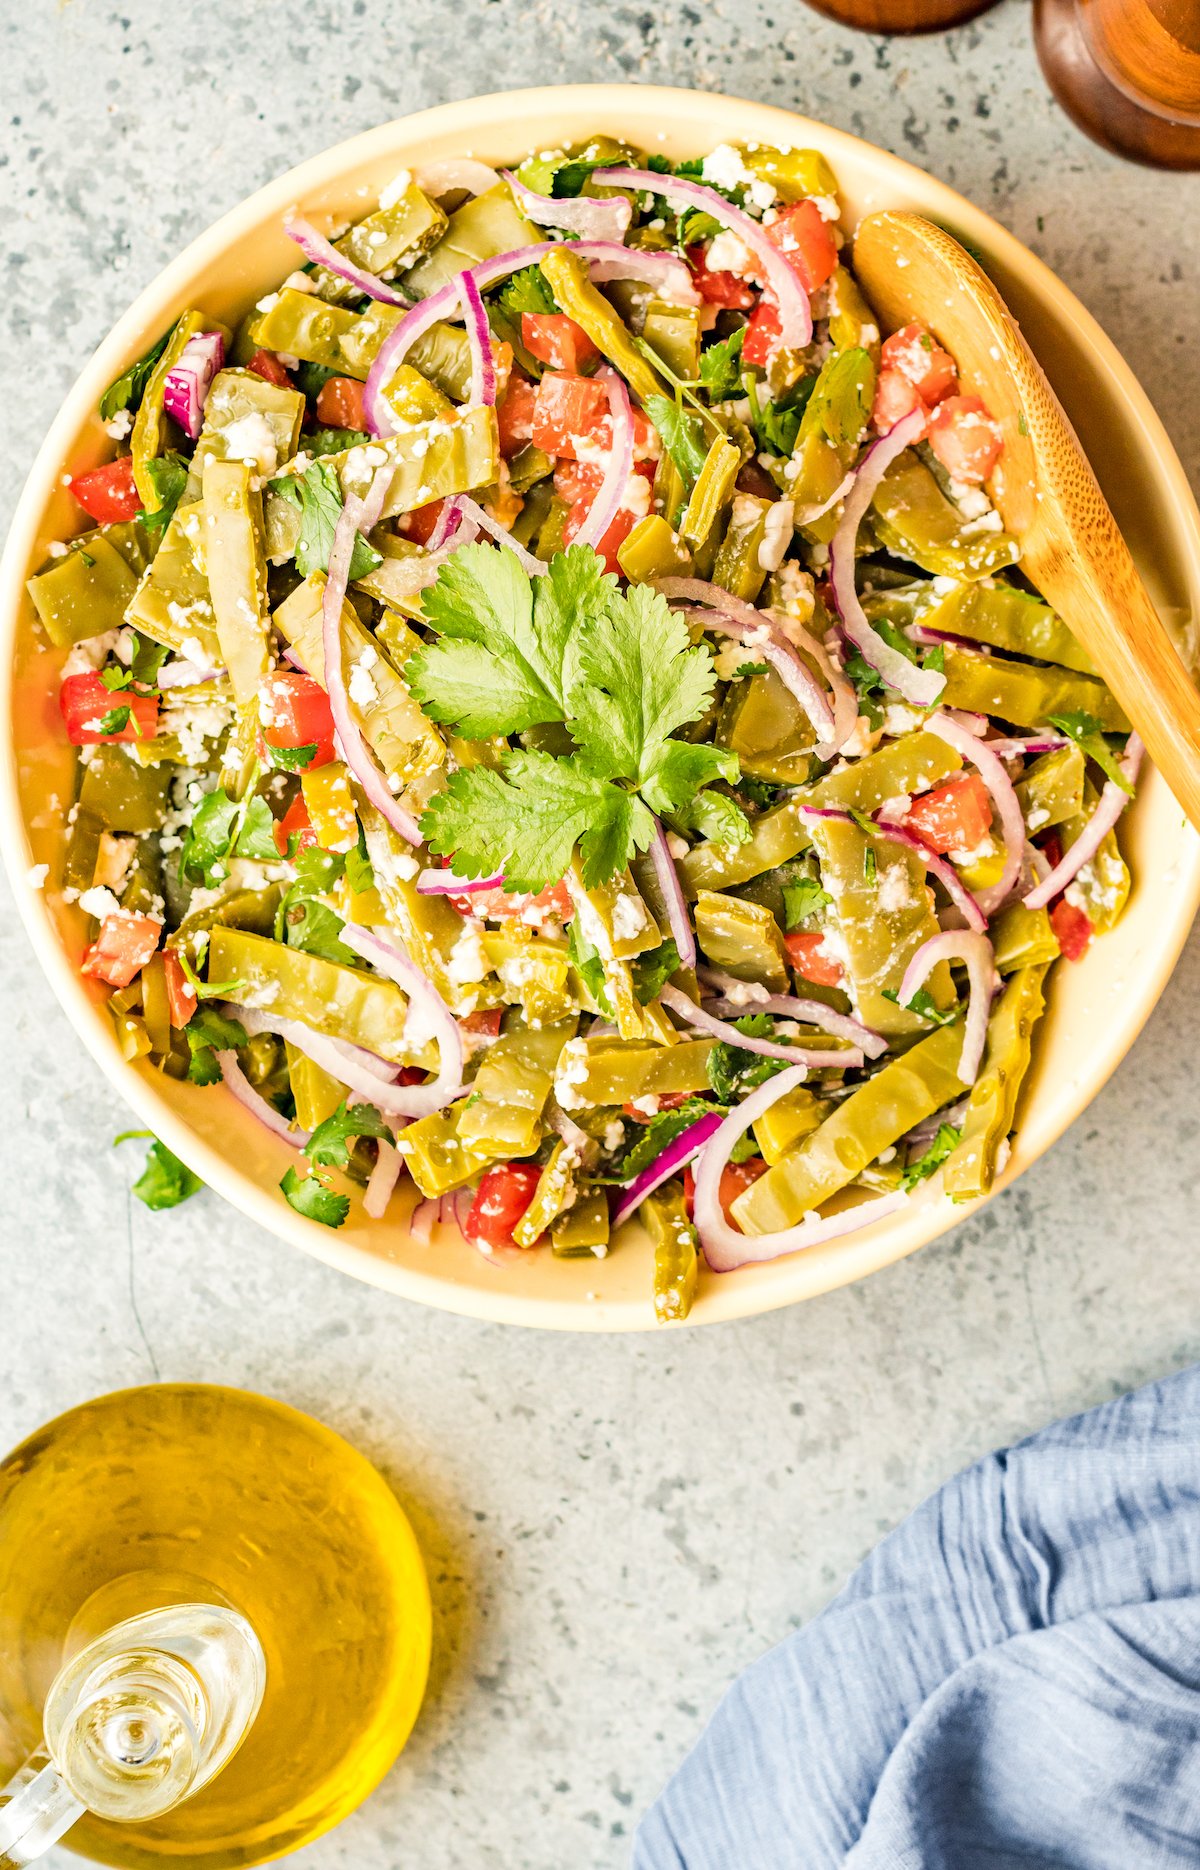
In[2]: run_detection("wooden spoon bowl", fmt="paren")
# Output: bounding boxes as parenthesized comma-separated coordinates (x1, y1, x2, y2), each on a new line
(853, 209, 1200, 828)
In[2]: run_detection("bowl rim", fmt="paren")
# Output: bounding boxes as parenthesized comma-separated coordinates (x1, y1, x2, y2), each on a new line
(3, 81, 1199, 1332)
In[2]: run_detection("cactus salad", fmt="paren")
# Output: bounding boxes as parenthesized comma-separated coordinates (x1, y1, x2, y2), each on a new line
(31, 136, 1140, 1320)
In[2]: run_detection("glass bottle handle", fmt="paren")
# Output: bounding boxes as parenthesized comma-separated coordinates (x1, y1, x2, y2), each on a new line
(0, 1747, 85, 1868)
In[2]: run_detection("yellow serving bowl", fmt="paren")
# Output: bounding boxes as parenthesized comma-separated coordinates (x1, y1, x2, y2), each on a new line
(2, 84, 1197, 1330)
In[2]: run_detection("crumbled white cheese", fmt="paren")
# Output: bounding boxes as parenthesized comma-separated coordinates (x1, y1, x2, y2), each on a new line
(629, 1095, 660, 1117)
(875, 863, 914, 914)
(611, 891, 651, 944)
(77, 885, 124, 920)
(348, 648, 380, 709)
(26, 864, 48, 890)
(103, 408, 134, 440)
(379, 168, 414, 210)
(704, 230, 756, 278)
(757, 499, 795, 573)
(701, 144, 756, 194)
(602, 1118, 625, 1152)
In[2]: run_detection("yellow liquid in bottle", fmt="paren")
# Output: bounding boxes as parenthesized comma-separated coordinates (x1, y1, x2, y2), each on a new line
(0, 1386, 431, 1870)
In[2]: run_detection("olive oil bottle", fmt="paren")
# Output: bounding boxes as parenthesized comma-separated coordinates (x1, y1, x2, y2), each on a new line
(0, 1386, 430, 1869)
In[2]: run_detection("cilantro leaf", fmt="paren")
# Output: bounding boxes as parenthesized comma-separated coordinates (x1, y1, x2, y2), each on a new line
(234, 795, 282, 862)
(735, 662, 770, 678)
(423, 750, 654, 893)
(264, 740, 318, 772)
(345, 837, 374, 896)
(280, 1166, 350, 1228)
(494, 264, 556, 321)
(706, 1014, 793, 1102)
(882, 985, 961, 1027)
(567, 581, 719, 791)
(782, 877, 831, 930)
(632, 939, 681, 1004)
(613, 1095, 720, 1179)
(1047, 711, 1133, 795)
(138, 453, 189, 536)
(131, 632, 169, 688)
(567, 917, 614, 1017)
(99, 327, 171, 422)
(179, 786, 279, 886)
(640, 738, 739, 817)
(643, 395, 709, 487)
(698, 327, 745, 401)
(411, 543, 613, 738)
(283, 896, 355, 965)
(100, 663, 133, 693)
(274, 460, 382, 583)
(305, 1098, 393, 1171)
(124, 1136, 203, 1210)
(294, 361, 336, 399)
(97, 705, 132, 736)
(185, 1006, 248, 1086)
(667, 788, 752, 847)
(901, 1122, 962, 1192)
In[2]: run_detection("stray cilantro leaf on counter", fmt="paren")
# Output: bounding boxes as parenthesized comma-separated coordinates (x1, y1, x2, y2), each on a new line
(305, 1099, 393, 1171)
(272, 460, 382, 583)
(415, 548, 739, 890)
(901, 1123, 962, 1192)
(643, 395, 708, 487)
(1048, 711, 1133, 795)
(280, 1165, 350, 1229)
(115, 1132, 203, 1210)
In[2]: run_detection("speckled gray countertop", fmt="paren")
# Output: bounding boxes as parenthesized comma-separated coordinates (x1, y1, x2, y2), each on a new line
(2, 5, 1199, 1867)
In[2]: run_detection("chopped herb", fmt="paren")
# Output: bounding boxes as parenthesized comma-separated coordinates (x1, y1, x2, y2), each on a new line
(78, 550, 97, 569)
(179, 784, 279, 887)
(131, 632, 169, 688)
(305, 1098, 393, 1171)
(735, 662, 770, 679)
(137, 452, 189, 535)
(643, 394, 709, 487)
(864, 846, 877, 884)
(177, 945, 245, 1004)
(901, 1122, 962, 1191)
(294, 360, 337, 399)
(631, 939, 681, 1005)
(265, 740, 318, 772)
(611, 1095, 722, 1179)
(99, 326, 171, 422)
(97, 705, 133, 736)
(280, 1165, 350, 1228)
(1048, 711, 1133, 795)
(494, 263, 556, 321)
(272, 459, 382, 583)
(100, 663, 133, 693)
(706, 1013, 793, 1101)
(306, 426, 370, 457)
(782, 876, 831, 930)
(698, 327, 745, 401)
(882, 985, 961, 1027)
(117, 1133, 203, 1210)
(184, 1006, 248, 1086)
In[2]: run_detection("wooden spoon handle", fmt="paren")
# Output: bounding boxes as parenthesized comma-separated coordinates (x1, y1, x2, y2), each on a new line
(853, 210, 1200, 829)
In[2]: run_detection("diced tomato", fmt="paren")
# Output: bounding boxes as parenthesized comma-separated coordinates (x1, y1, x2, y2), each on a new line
(685, 244, 755, 310)
(521, 313, 600, 374)
(60, 672, 158, 746)
(764, 200, 838, 293)
(1050, 897, 1094, 962)
(741, 297, 782, 369)
(273, 793, 316, 859)
(315, 375, 365, 429)
(162, 950, 198, 1028)
(459, 1007, 505, 1038)
(497, 375, 539, 459)
(682, 1156, 769, 1221)
(69, 456, 141, 524)
(400, 498, 446, 546)
(623, 1091, 694, 1122)
(530, 371, 610, 457)
(563, 498, 640, 575)
(394, 1065, 432, 1087)
(880, 323, 958, 406)
(553, 459, 602, 506)
(258, 670, 336, 769)
(872, 367, 929, 439)
(784, 929, 845, 988)
(465, 1162, 543, 1249)
(81, 913, 161, 989)
(927, 394, 1003, 486)
(903, 773, 993, 856)
(451, 875, 575, 925)
(247, 349, 293, 387)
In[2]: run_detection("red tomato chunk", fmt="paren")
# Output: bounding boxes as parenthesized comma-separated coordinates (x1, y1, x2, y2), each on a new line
(60, 673, 158, 745)
(927, 395, 1003, 486)
(783, 929, 845, 988)
(880, 323, 958, 407)
(764, 200, 838, 293)
(314, 375, 366, 429)
(521, 313, 600, 373)
(81, 913, 161, 989)
(1050, 898, 1093, 962)
(465, 1162, 543, 1248)
(685, 244, 755, 309)
(903, 774, 993, 855)
(69, 456, 141, 524)
(258, 671, 336, 769)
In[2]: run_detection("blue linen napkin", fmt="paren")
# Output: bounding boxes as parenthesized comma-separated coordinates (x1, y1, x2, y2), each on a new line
(633, 1365, 1200, 1868)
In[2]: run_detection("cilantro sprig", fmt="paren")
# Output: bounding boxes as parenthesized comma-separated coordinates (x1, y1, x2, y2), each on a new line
(115, 1131, 203, 1210)
(1047, 711, 1133, 795)
(901, 1122, 962, 1191)
(272, 459, 382, 582)
(412, 546, 744, 890)
(180, 782, 279, 887)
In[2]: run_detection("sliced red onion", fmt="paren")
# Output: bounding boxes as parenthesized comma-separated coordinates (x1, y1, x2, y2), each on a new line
(660, 581, 838, 753)
(322, 468, 422, 845)
(458, 268, 496, 408)
(648, 817, 696, 969)
(409, 1194, 438, 1245)
(693, 1065, 905, 1273)
(611, 1113, 725, 1229)
(764, 606, 860, 753)
(364, 239, 699, 434)
(415, 157, 501, 199)
(571, 366, 634, 553)
(339, 922, 465, 1117)
(927, 712, 1026, 916)
(660, 984, 858, 1070)
(216, 1050, 310, 1144)
(905, 1097, 970, 1151)
(285, 217, 410, 307)
(987, 735, 1071, 758)
(425, 494, 467, 552)
(363, 1139, 402, 1219)
(695, 965, 886, 1057)
(157, 659, 225, 688)
(228, 1004, 403, 1091)
(829, 409, 946, 709)
(603, 167, 812, 351)
(502, 169, 633, 243)
(1023, 733, 1143, 910)
(417, 865, 506, 895)
(162, 330, 225, 441)
(906, 623, 989, 654)
(899, 930, 996, 1085)
(453, 496, 546, 575)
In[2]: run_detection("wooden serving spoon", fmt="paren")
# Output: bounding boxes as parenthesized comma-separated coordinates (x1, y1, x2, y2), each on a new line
(853, 209, 1200, 830)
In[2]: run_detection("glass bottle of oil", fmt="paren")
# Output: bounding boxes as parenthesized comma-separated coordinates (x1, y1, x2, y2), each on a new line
(0, 1386, 431, 1870)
